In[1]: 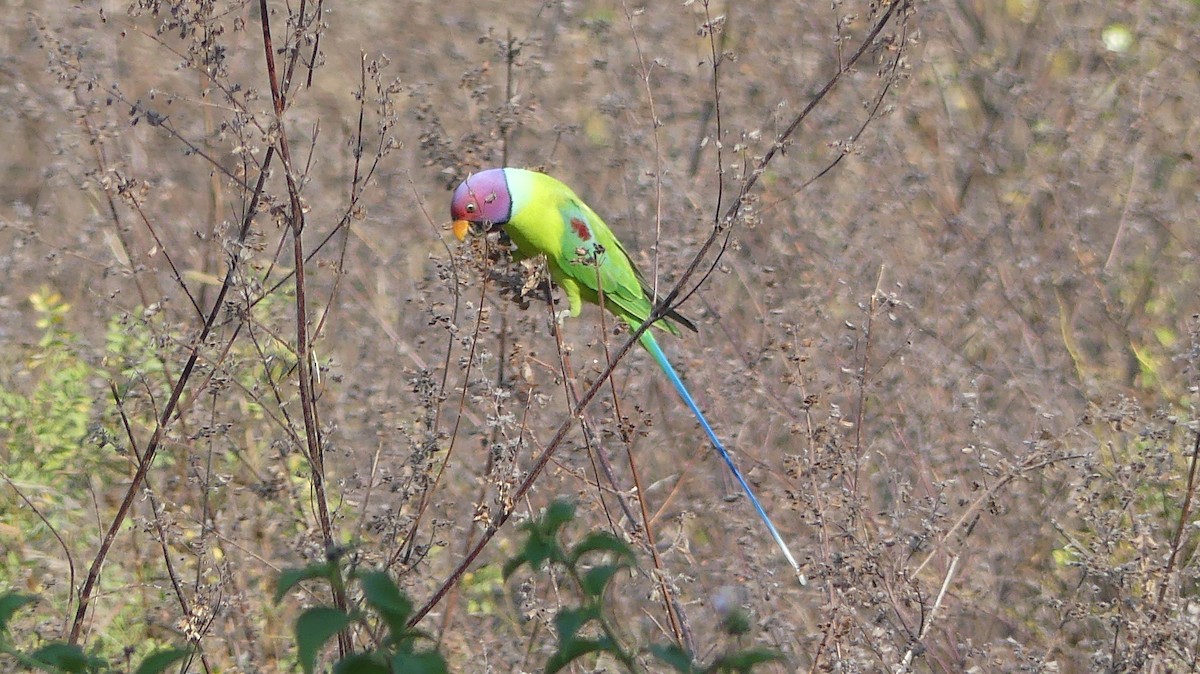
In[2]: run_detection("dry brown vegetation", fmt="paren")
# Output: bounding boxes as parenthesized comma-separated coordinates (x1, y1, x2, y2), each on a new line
(2, 0, 1199, 671)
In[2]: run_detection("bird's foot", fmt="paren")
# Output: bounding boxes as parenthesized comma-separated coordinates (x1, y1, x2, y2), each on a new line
(550, 309, 571, 329)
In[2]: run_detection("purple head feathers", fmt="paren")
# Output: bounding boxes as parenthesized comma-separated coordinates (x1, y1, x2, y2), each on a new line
(451, 168, 513, 240)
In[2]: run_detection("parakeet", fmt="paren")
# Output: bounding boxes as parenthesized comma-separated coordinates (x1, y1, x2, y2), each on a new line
(451, 167, 799, 573)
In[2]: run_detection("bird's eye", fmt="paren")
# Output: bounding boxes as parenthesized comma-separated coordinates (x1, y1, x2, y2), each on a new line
(465, 202, 477, 214)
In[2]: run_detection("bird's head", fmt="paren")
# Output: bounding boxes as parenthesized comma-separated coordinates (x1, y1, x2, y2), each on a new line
(450, 168, 513, 241)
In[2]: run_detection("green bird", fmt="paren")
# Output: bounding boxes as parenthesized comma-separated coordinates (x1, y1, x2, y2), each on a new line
(451, 167, 799, 573)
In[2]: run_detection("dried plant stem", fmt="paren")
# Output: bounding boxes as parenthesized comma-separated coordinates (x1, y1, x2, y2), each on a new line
(68, 142, 276, 645)
(1, 471, 75, 636)
(614, 6, 695, 642)
(257, 0, 350, 657)
(1154, 430, 1200, 609)
(388, 178, 472, 570)
(410, 3, 911, 627)
(620, 0, 666, 299)
(894, 554, 959, 674)
(666, 0, 909, 319)
(110, 385, 215, 673)
(849, 268, 890, 510)
(591, 262, 691, 650)
(399, 31, 523, 570)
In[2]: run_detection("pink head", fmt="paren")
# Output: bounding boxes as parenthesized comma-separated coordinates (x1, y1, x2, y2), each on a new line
(450, 168, 513, 240)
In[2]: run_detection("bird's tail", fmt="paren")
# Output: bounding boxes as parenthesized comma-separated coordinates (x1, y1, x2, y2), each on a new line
(638, 330, 801, 574)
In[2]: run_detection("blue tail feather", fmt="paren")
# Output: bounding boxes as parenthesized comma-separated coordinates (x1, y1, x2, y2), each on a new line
(639, 330, 800, 573)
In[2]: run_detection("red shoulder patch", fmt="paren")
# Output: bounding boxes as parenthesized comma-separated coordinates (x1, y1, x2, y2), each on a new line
(570, 217, 592, 241)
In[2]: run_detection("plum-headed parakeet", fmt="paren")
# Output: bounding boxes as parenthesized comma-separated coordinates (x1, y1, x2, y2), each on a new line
(451, 167, 799, 574)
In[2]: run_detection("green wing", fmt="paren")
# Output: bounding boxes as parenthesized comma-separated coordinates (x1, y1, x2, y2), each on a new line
(553, 197, 696, 334)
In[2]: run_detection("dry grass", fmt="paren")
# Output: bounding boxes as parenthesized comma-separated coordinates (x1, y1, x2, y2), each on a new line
(2, 0, 1199, 672)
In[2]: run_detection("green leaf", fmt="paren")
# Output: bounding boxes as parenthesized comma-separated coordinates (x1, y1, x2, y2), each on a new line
(711, 647, 786, 673)
(545, 637, 615, 674)
(358, 570, 412, 640)
(580, 564, 626, 598)
(391, 650, 450, 674)
(568, 531, 634, 566)
(501, 552, 529, 581)
(555, 604, 601, 643)
(0, 592, 37, 632)
(30, 642, 105, 673)
(295, 607, 353, 674)
(720, 609, 751, 637)
(275, 562, 336, 604)
(648, 643, 697, 673)
(520, 528, 561, 570)
(506, 502, 576, 580)
(333, 653, 390, 674)
(133, 647, 192, 674)
(540, 500, 576, 534)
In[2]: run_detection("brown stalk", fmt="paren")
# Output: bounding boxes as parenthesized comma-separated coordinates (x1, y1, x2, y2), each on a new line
(109, 384, 214, 673)
(256, 0, 351, 658)
(588, 251, 691, 649)
(408, 0, 912, 627)
(69, 139, 276, 646)
(398, 32, 525, 568)
(1154, 430, 1200, 609)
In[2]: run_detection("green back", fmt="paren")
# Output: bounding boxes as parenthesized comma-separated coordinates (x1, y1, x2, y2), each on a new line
(505, 169, 695, 334)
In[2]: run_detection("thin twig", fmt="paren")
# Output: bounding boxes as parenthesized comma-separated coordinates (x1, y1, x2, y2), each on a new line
(0, 471, 76, 637)
(408, 0, 910, 629)
(109, 384, 216, 674)
(894, 555, 959, 673)
(257, 0, 351, 658)
(590, 247, 690, 650)
(68, 145, 276, 646)
(1154, 430, 1200, 609)
(851, 267, 887, 497)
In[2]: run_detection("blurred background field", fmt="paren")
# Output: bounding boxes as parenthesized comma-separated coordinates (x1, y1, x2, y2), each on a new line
(1, 0, 1198, 671)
